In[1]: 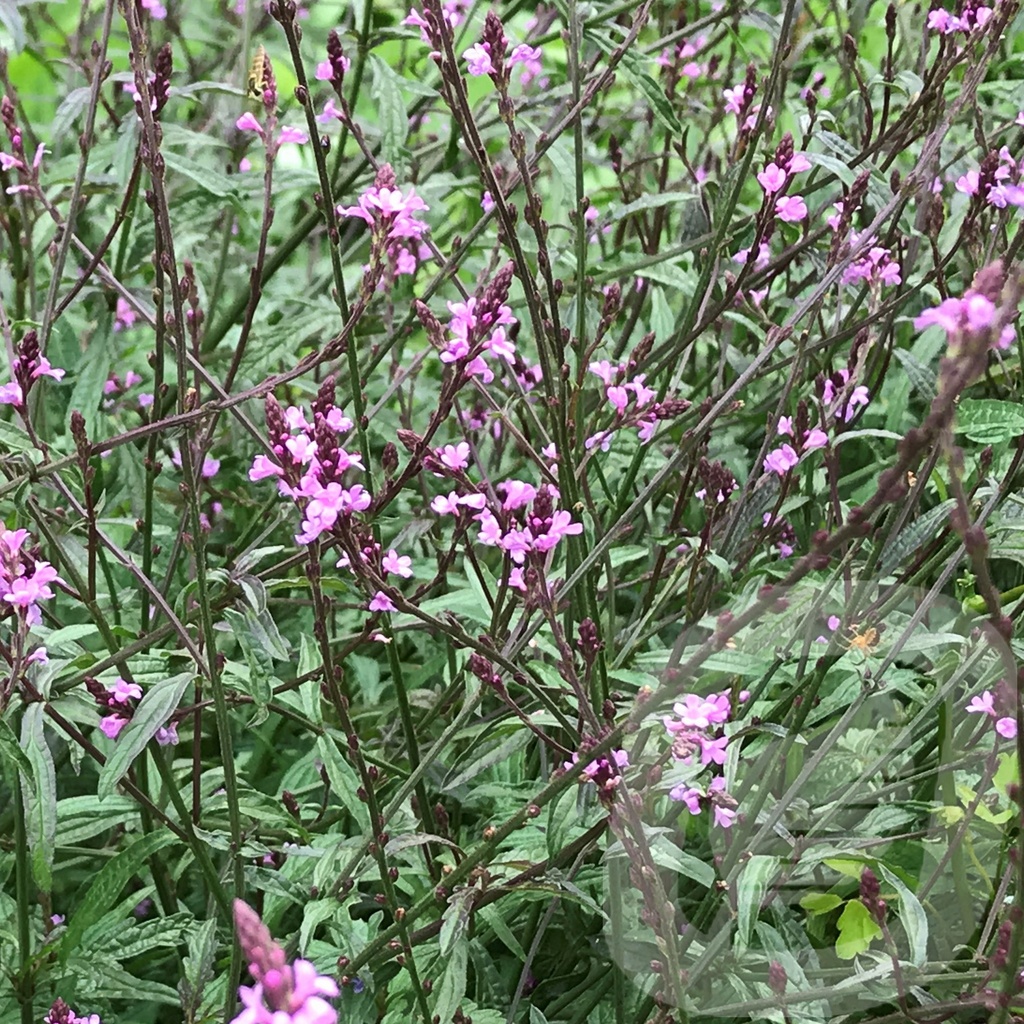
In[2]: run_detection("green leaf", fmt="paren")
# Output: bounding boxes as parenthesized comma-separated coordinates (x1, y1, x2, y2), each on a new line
(20, 704, 56, 890)
(433, 932, 468, 1024)
(97, 673, 194, 800)
(61, 830, 177, 963)
(956, 399, 1024, 444)
(892, 348, 937, 402)
(735, 855, 778, 953)
(609, 192, 698, 222)
(369, 55, 410, 171)
(876, 863, 928, 966)
(179, 918, 218, 1014)
(442, 728, 530, 791)
(799, 892, 843, 916)
(317, 733, 370, 829)
(69, 334, 111, 440)
(835, 898, 882, 960)
(163, 149, 241, 200)
(0, 0, 25, 51)
(878, 500, 955, 575)
(584, 30, 681, 137)
(0, 716, 33, 778)
(440, 888, 475, 957)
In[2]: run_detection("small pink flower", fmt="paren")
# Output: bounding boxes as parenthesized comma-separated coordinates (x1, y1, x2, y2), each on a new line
(368, 591, 396, 613)
(670, 785, 703, 814)
(463, 43, 494, 76)
(996, 716, 1017, 739)
(109, 679, 142, 704)
(438, 442, 471, 470)
(279, 125, 309, 145)
(966, 691, 996, 716)
(100, 714, 129, 739)
(757, 162, 787, 194)
(763, 444, 799, 476)
(775, 195, 807, 222)
(236, 112, 264, 135)
(382, 549, 413, 578)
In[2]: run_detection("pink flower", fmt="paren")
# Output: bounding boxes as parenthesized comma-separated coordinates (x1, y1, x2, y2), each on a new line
(966, 691, 996, 716)
(236, 112, 264, 135)
(699, 735, 729, 766)
(788, 153, 812, 173)
(481, 191, 494, 213)
(368, 591, 396, 613)
(100, 714, 129, 739)
(803, 428, 828, 450)
(109, 679, 142, 704)
(463, 43, 494, 76)
(249, 455, 284, 481)
(509, 43, 542, 85)
(156, 723, 179, 746)
(927, 7, 956, 32)
(0, 382, 23, 406)
(670, 785, 703, 814)
(996, 716, 1018, 739)
(757, 162, 787, 194)
(279, 126, 309, 145)
(775, 195, 807, 222)
(777, 416, 793, 436)
(382, 550, 413, 578)
(763, 444, 798, 476)
(500, 480, 537, 510)
(438, 442, 470, 470)
(32, 357, 65, 381)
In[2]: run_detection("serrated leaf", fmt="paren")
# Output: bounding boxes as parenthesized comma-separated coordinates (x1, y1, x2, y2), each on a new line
(0, 716, 33, 778)
(97, 673, 193, 800)
(0, 1, 24, 51)
(369, 55, 409, 170)
(956, 399, 1024, 444)
(610, 192, 698, 222)
(892, 349, 937, 401)
(878, 500, 955, 575)
(876, 864, 928, 966)
(440, 888, 475, 956)
(835, 897, 882, 959)
(433, 932, 468, 1024)
(61, 830, 177, 963)
(442, 728, 530, 791)
(20, 704, 56, 890)
(163, 150, 241, 200)
(69, 334, 112, 440)
(736, 855, 778, 953)
(179, 917, 218, 1013)
(317, 733, 370, 829)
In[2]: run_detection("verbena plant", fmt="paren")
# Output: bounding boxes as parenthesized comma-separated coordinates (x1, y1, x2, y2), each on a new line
(2, 1, 1024, 1022)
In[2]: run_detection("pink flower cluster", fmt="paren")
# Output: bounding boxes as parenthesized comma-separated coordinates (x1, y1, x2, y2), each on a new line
(966, 687, 1017, 740)
(656, 35, 707, 80)
(433, 480, 582, 591)
(232, 900, 338, 1024)
(0, 330, 64, 409)
(763, 412, 829, 477)
(338, 166, 430, 281)
(43, 1000, 101, 1024)
(954, 147, 1024, 210)
(564, 748, 629, 796)
(664, 691, 742, 828)
(927, 3, 993, 34)
(0, 529, 61, 629)
(823, 369, 870, 422)
(87, 675, 179, 744)
(236, 113, 309, 150)
(403, 0, 469, 42)
(914, 287, 1015, 350)
(825, 204, 902, 288)
(248, 391, 368, 546)
(439, 295, 518, 383)
(756, 151, 811, 223)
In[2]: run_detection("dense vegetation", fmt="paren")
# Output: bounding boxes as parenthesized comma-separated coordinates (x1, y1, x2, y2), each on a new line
(2, 1, 1024, 1022)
